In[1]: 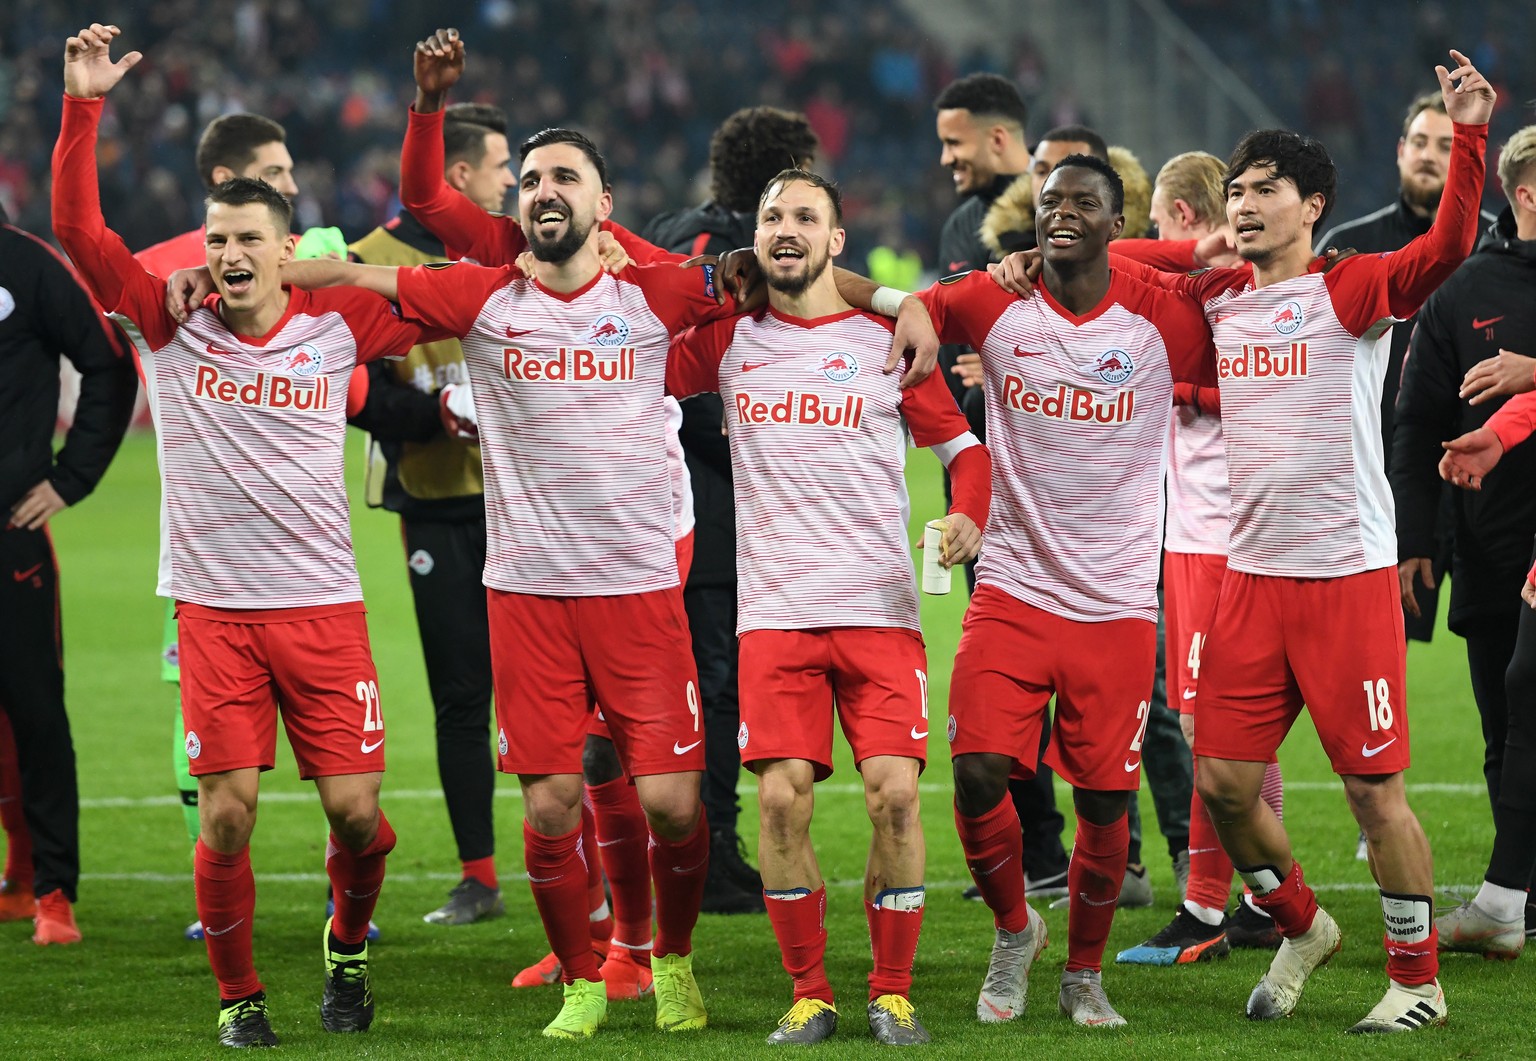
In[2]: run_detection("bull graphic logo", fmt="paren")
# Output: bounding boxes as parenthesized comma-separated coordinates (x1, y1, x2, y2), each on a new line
(185, 731, 202, 760)
(284, 343, 323, 377)
(819, 350, 859, 382)
(588, 314, 631, 346)
(1271, 300, 1304, 336)
(1091, 349, 1135, 384)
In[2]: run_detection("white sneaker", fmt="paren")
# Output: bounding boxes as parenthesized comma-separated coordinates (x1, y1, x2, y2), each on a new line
(1435, 899, 1524, 960)
(1117, 865, 1154, 908)
(1347, 978, 1447, 1034)
(976, 905, 1048, 1023)
(1058, 968, 1127, 1028)
(1246, 907, 1342, 1020)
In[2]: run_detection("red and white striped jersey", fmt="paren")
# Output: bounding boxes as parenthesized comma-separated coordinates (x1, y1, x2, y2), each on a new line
(1127, 122, 1487, 578)
(396, 261, 727, 595)
(920, 270, 1212, 622)
(1165, 409, 1230, 556)
(668, 306, 988, 634)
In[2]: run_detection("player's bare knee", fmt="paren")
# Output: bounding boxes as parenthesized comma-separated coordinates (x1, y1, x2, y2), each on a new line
(1342, 773, 1410, 834)
(199, 802, 255, 851)
(863, 773, 920, 836)
(951, 753, 1008, 818)
(1195, 768, 1251, 822)
(325, 803, 380, 850)
(521, 775, 583, 835)
(756, 766, 812, 839)
(582, 735, 623, 785)
(1073, 787, 1130, 825)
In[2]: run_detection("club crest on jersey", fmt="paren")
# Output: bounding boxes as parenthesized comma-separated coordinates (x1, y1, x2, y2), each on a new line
(283, 343, 323, 377)
(946, 715, 958, 742)
(1089, 349, 1134, 384)
(588, 314, 631, 346)
(819, 351, 859, 382)
(185, 731, 202, 760)
(737, 722, 749, 750)
(1270, 300, 1304, 335)
(498, 728, 509, 756)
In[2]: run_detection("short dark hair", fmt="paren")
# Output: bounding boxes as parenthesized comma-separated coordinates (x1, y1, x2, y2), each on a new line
(933, 73, 1029, 131)
(1402, 91, 1447, 138)
(443, 102, 508, 168)
(759, 168, 843, 226)
(195, 114, 287, 189)
(1038, 125, 1109, 161)
(518, 128, 609, 189)
(1224, 129, 1337, 229)
(1047, 153, 1125, 214)
(709, 107, 820, 214)
(205, 176, 293, 232)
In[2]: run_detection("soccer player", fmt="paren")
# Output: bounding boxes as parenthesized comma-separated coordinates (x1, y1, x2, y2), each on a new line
(1087, 50, 1493, 1033)
(0, 204, 138, 944)
(52, 23, 429, 1047)
(925, 155, 1215, 1029)
(1117, 151, 1285, 966)
(667, 168, 990, 1045)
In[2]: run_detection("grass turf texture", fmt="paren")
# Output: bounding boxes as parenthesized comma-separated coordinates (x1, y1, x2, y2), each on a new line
(3, 430, 1533, 1059)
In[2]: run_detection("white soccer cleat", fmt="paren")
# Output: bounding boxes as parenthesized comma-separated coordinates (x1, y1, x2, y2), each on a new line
(1435, 899, 1524, 960)
(1346, 978, 1447, 1034)
(1245, 907, 1342, 1020)
(976, 905, 1048, 1022)
(1057, 968, 1127, 1027)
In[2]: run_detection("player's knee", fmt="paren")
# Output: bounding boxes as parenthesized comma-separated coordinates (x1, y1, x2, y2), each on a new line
(199, 801, 255, 851)
(638, 783, 701, 841)
(951, 754, 1008, 818)
(1072, 787, 1129, 826)
(864, 774, 920, 837)
(1341, 774, 1409, 833)
(1194, 766, 1246, 820)
(581, 736, 623, 785)
(325, 800, 380, 850)
(756, 770, 811, 839)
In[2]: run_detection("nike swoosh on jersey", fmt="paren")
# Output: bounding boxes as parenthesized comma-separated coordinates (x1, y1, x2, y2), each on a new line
(910, 727, 929, 740)
(1182, 688, 1197, 700)
(505, 326, 539, 339)
(1013, 346, 1047, 357)
(673, 739, 703, 755)
(13, 564, 43, 582)
(740, 362, 769, 372)
(361, 737, 384, 754)
(205, 341, 239, 356)
(1472, 316, 1504, 330)
(1123, 757, 1142, 772)
(1361, 737, 1397, 758)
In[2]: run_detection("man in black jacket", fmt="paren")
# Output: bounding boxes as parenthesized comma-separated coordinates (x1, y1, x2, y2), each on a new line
(1392, 124, 1536, 938)
(0, 207, 137, 943)
(642, 106, 818, 914)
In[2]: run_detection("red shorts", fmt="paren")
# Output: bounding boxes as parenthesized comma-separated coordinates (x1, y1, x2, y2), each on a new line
(489, 584, 702, 778)
(1163, 551, 1228, 716)
(1195, 567, 1409, 774)
(737, 627, 929, 780)
(948, 584, 1153, 791)
(177, 607, 385, 780)
(588, 532, 694, 742)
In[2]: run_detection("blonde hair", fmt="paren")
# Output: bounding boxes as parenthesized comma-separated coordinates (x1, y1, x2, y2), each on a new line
(1154, 151, 1226, 229)
(1110, 145, 1152, 239)
(1497, 125, 1536, 201)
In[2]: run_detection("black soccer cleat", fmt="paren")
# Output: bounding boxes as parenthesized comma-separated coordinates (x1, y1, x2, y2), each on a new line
(218, 992, 279, 1048)
(320, 917, 374, 1033)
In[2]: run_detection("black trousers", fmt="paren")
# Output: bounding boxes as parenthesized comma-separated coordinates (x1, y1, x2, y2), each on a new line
(403, 517, 496, 864)
(1465, 612, 1522, 814)
(1488, 591, 1536, 890)
(682, 584, 742, 835)
(0, 526, 78, 901)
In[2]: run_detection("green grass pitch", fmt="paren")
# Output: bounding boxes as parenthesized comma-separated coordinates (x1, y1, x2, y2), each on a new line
(3, 430, 1533, 1059)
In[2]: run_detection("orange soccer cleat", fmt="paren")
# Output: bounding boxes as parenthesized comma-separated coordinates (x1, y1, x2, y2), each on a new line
(0, 879, 37, 922)
(598, 944, 654, 1001)
(32, 890, 82, 945)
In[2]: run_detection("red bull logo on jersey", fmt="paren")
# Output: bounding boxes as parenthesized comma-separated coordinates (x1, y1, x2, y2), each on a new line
(1217, 342, 1310, 381)
(502, 346, 636, 383)
(588, 314, 631, 346)
(734, 390, 865, 430)
(192, 365, 331, 411)
(1270, 301, 1304, 336)
(999, 375, 1135, 424)
(283, 343, 323, 377)
(1089, 349, 1135, 384)
(819, 351, 859, 382)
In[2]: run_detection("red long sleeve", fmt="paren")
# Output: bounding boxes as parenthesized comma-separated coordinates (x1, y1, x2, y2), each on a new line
(1487, 389, 1536, 454)
(945, 443, 991, 532)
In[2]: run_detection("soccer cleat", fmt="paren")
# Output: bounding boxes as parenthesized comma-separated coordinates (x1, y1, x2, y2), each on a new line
(423, 877, 505, 925)
(319, 917, 374, 1032)
(1024, 866, 1069, 899)
(542, 978, 608, 1040)
(1435, 898, 1524, 960)
(512, 951, 564, 988)
(599, 944, 655, 1001)
(218, 993, 279, 1048)
(1115, 907, 1230, 966)
(1117, 865, 1153, 908)
(767, 997, 838, 1045)
(868, 994, 931, 1045)
(186, 919, 206, 941)
(712, 828, 765, 892)
(977, 904, 1048, 1022)
(1173, 850, 1191, 901)
(1227, 900, 1282, 950)
(1346, 978, 1447, 1034)
(1245, 907, 1342, 1020)
(1058, 968, 1127, 1027)
(0, 879, 37, 921)
(324, 894, 380, 942)
(31, 890, 81, 945)
(652, 951, 708, 1031)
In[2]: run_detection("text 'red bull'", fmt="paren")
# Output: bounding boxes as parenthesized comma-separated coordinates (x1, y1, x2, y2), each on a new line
(193, 365, 330, 411)
(999, 375, 1135, 424)
(1217, 342, 1309, 380)
(503, 346, 636, 382)
(735, 390, 865, 430)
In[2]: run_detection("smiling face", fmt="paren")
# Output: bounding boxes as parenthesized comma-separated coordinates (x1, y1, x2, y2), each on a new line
(1225, 165, 1325, 266)
(204, 201, 295, 311)
(755, 178, 844, 296)
(936, 108, 996, 196)
(518, 143, 612, 263)
(1035, 165, 1123, 266)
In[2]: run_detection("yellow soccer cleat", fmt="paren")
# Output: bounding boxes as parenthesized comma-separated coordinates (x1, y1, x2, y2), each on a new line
(542, 978, 608, 1040)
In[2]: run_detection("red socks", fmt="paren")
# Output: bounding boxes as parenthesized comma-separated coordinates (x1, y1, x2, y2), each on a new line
(578, 801, 614, 948)
(766, 885, 834, 1004)
(1241, 859, 1318, 938)
(1382, 892, 1438, 985)
(194, 839, 263, 1001)
(1065, 814, 1128, 973)
(955, 797, 1030, 934)
(0, 717, 31, 891)
(587, 777, 653, 953)
(524, 821, 603, 983)
(866, 889, 924, 1000)
(649, 811, 709, 958)
(325, 811, 396, 946)
(461, 855, 497, 891)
